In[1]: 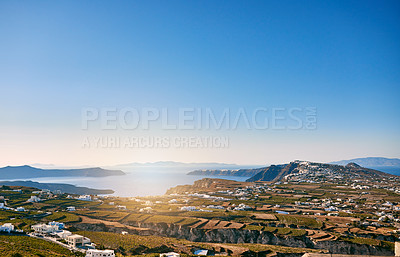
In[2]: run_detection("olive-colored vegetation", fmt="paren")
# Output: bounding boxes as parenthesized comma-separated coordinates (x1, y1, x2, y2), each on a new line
(77, 231, 322, 256)
(275, 214, 323, 229)
(0, 235, 83, 257)
(44, 211, 81, 223)
(339, 236, 394, 250)
(76, 210, 129, 222)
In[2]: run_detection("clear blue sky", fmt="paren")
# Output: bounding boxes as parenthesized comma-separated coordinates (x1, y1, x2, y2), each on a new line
(0, 0, 399, 166)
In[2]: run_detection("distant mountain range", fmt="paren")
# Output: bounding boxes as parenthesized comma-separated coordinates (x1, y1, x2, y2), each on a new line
(106, 161, 258, 174)
(0, 180, 114, 195)
(246, 161, 397, 183)
(330, 157, 400, 167)
(31, 161, 251, 170)
(187, 169, 261, 177)
(111, 161, 240, 167)
(0, 165, 125, 180)
(109, 161, 254, 169)
(29, 163, 93, 169)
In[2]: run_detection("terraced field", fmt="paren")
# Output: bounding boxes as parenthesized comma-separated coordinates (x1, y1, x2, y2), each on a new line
(123, 213, 200, 227)
(44, 211, 81, 223)
(275, 214, 323, 229)
(76, 231, 324, 256)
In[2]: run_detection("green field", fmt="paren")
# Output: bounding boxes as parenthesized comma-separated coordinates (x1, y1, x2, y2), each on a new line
(0, 235, 83, 257)
(44, 211, 81, 223)
(275, 214, 323, 229)
(76, 210, 129, 222)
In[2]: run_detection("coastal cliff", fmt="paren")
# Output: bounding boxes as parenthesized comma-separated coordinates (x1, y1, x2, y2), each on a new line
(72, 220, 394, 256)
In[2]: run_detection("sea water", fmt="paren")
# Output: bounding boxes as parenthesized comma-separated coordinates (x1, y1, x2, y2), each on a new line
(16, 171, 250, 197)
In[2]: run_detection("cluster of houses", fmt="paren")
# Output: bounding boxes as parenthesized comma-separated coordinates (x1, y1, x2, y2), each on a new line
(0, 189, 54, 212)
(32, 221, 91, 247)
(166, 174, 400, 235)
(0, 188, 115, 256)
(278, 162, 400, 191)
(210, 179, 400, 228)
(0, 191, 77, 212)
(31, 221, 114, 257)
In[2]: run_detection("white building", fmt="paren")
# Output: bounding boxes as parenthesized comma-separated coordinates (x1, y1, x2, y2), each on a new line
(144, 201, 153, 206)
(48, 221, 64, 229)
(207, 205, 224, 210)
(233, 203, 252, 211)
(180, 206, 198, 211)
(67, 234, 84, 247)
(31, 223, 61, 234)
(160, 253, 180, 257)
(324, 206, 338, 212)
(0, 223, 14, 233)
(0, 203, 11, 210)
(66, 206, 76, 211)
(194, 249, 209, 255)
(86, 249, 115, 257)
(27, 195, 42, 203)
(55, 230, 72, 239)
(16, 207, 25, 212)
(66, 234, 90, 247)
(139, 207, 153, 213)
(77, 195, 92, 201)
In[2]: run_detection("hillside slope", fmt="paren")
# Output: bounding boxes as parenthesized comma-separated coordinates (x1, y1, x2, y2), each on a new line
(0, 180, 114, 194)
(246, 161, 397, 183)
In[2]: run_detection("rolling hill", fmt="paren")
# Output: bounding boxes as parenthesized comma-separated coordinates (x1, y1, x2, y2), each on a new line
(0, 180, 114, 194)
(246, 160, 398, 183)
